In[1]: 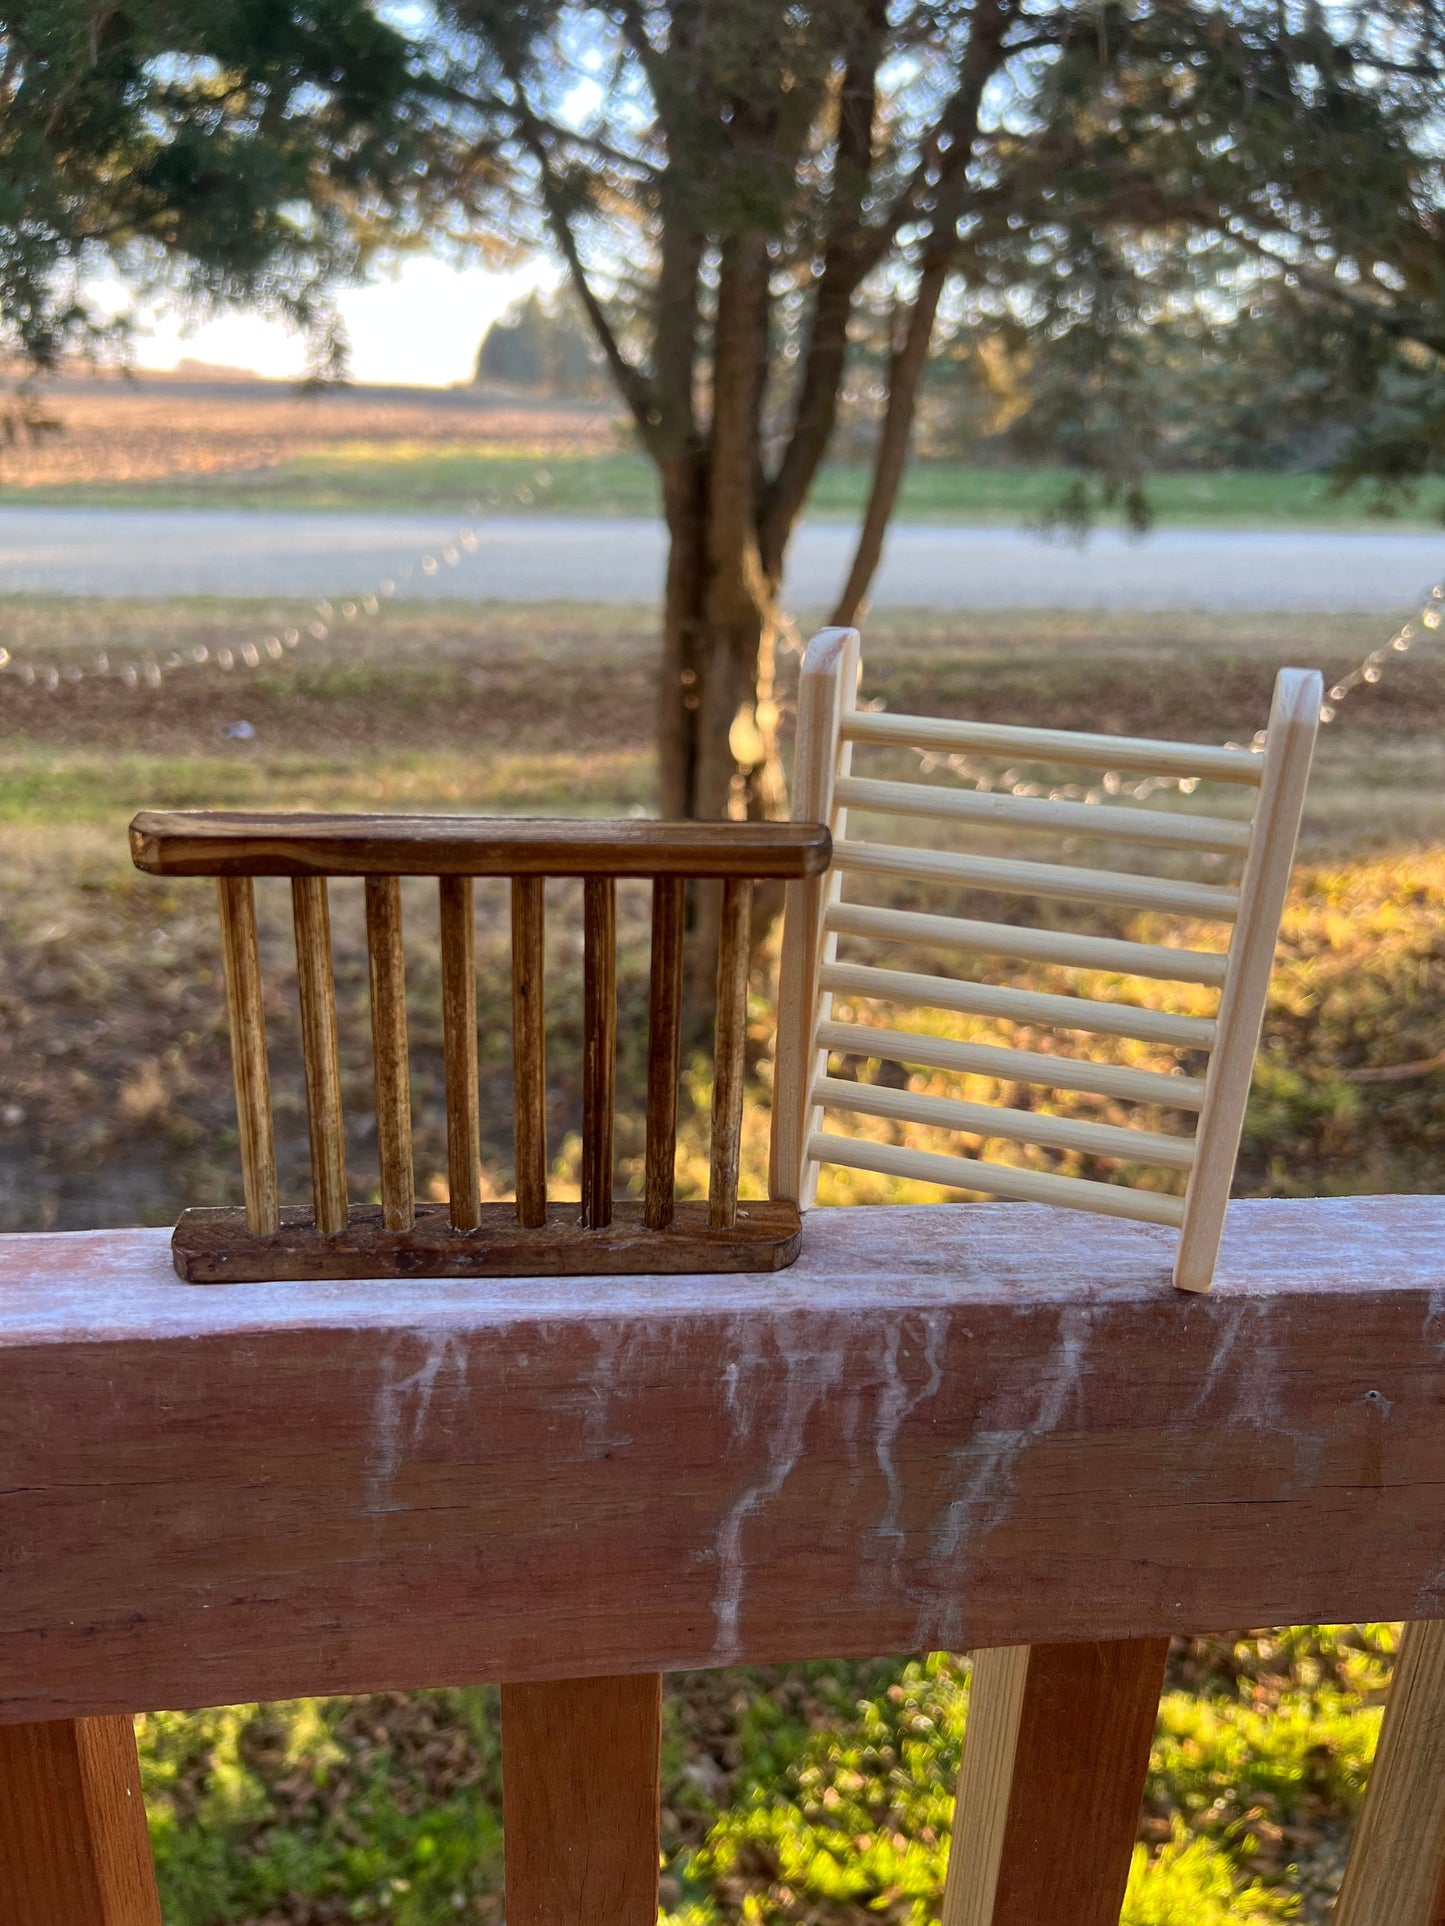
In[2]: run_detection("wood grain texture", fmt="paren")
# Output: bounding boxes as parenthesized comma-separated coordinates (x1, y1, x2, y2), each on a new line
(582, 878, 617, 1231)
(501, 1674, 661, 1926)
(291, 877, 348, 1234)
(1334, 1617, 1445, 1926)
(947, 1639, 1170, 1926)
(823, 902, 1229, 988)
(215, 876, 278, 1234)
(438, 876, 481, 1232)
(709, 878, 752, 1229)
(1174, 668, 1322, 1292)
(1, 1197, 1442, 1721)
(364, 876, 414, 1233)
(834, 839, 1240, 922)
(645, 876, 686, 1231)
(131, 812, 831, 879)
(510, 877, 548, 1228)
(0, 1716, 161, 1924)
(940, 1646, 1030, 1926)
(839, 709, 1264, 783)
(171, 1201, 803, 1282)
(834, 774, 1253, 852)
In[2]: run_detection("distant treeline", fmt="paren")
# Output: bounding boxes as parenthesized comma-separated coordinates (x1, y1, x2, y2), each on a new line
(479, 287, 1444, 491)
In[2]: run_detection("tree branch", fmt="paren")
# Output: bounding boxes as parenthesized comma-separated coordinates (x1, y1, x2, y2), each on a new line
(507, 93, 662, 450)
(833, 0, 1017, 625)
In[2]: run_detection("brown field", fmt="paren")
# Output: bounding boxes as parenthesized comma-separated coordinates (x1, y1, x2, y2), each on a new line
(0, 369, 616, 489)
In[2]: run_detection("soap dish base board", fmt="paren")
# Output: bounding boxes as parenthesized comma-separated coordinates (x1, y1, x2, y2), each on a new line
(172, 1199, 803, 1282)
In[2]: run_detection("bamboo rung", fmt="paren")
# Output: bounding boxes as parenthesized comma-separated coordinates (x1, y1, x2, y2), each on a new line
(811, 1075, 1197, 1169)
(365, 876, 414, 1233)
(840, 709, 1265, 784)
(582, 877, 617, 1230)
(807, 1131, 1187, 1226)
(709, 878, 753, 1228)
(216, 876, 279, 1235)
(834, 775, 1253, 852)
(439, 875, 481, 1233)
(820, 960, 1216, 1050)
(825, 901, 1229, 987)
(645, 876, 686, 1230)
(291, 877, 347, 1235)
(833, 839, 1240, 921)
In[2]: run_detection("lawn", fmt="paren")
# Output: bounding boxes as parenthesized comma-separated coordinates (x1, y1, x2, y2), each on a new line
(14, 443, 1445, 526)
(2, 595, 1441, 1922)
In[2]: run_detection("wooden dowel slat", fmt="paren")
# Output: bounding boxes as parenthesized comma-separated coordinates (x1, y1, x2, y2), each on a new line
(825, 901, 1229, 988)
(816, 1016, 1209, 1109)
(815, 1019, 1209, 1110)
(582, 877, 617, 1230)
(820, 960, 1217, 1050)
(834, 838, 1240, 921)
(439, 875, 481, 1232)
(709, 877, 753, 1228)
(835, 773, 1253, 851)
(840, 707, 1264, 784)
(216, 876, 279, 1235)
(291, 877, 347, 1235)
(0, 1715, 163, 1925)
(511, 876, 548, 1228)
(364, 875, 414, 1233)
(808, 1131, 1187, 1226)
(500, 1674, 662, 1926)
(811, 1075, 1196, 1170)
(645, 876, 686, 1230)
(943, 1638, 1170, 1926)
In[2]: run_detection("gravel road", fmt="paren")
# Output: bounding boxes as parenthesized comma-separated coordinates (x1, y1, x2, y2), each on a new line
(2, 507, 1441, 611)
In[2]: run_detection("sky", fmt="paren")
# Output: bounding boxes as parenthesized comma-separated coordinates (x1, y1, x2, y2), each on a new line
(105, 253, 549, 387)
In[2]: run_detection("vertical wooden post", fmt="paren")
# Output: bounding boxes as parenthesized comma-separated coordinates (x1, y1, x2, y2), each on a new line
(1175, 667, 1321, 1291)
(1334, 1618, 1445, 1926)
(438, 876, 482, 1232)
(511, 875, 548, 1228)
(708, 876, 753, 1228)
(581, 877, 617, 1230)
(0, 1715, 162, 1925)
(770, 625, 859, 1205)
(645, 876, 686, 1231)
(942, 1638, 1168, 1926)
(216, 875, 279, 1234)
(291, 876, 347, 1234)
(501, 1674, 661, 1926)
(364, 875, 414, 1233)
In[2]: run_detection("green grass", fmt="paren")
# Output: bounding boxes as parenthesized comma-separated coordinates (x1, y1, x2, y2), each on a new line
(13, 444, 1444, 526)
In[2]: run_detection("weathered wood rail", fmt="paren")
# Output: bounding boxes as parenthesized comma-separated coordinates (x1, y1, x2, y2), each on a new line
(1, 1195, 1443, 1922)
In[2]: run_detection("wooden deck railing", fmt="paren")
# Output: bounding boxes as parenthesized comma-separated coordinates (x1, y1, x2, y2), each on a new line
(1, 1196, 1443, 1924)
(129, 811, 830, 1280)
